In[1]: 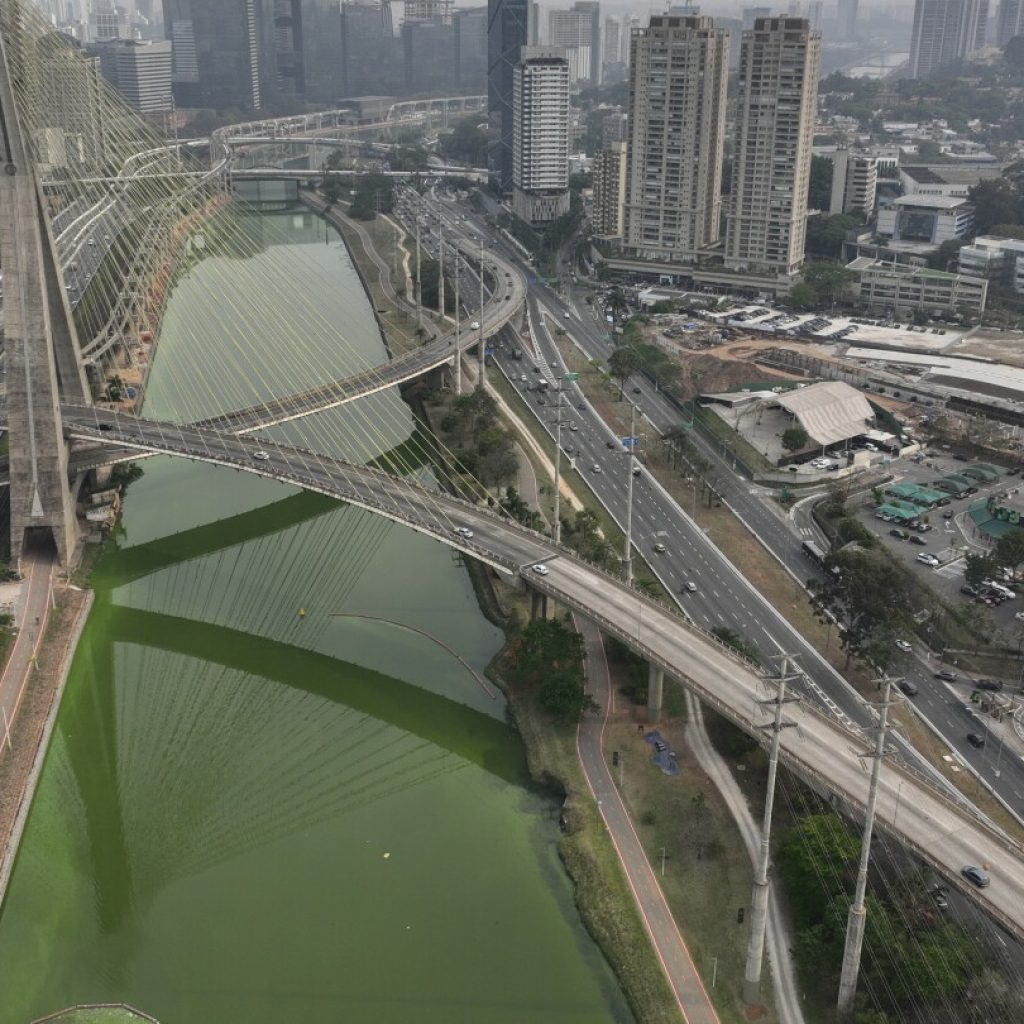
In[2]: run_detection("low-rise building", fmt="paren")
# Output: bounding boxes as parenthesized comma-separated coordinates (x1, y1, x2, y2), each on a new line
(876, 194, 974, 250)
(958, 235, 1024, 294)
(847, 256, 988, 315)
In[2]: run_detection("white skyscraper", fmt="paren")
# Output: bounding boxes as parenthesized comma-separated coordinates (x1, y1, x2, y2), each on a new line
(623, 14, 729, 262)
(725, 16, 821, 277)
(549, 2, 602, 84)
(512, 47, 570, 224)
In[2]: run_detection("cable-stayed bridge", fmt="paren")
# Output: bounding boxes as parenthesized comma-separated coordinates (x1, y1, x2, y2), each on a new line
(2, 0, 1024, 1002)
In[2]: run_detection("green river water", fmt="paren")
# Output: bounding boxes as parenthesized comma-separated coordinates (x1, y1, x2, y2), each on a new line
(0, 208, 630, 1023)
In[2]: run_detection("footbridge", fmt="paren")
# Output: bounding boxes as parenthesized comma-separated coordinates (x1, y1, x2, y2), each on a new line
(58, 400, 1024, 944)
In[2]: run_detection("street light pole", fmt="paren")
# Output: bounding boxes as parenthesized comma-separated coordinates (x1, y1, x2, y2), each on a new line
(415, 213, 423, 330)
(454, 252, 462, 396)
(478, 235, 486, 384)
(554, 376, 564, 544)
(623, 400, 637, 586)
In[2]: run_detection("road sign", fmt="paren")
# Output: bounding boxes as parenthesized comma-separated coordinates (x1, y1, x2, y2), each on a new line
(621, 436, 640, 448)
(563, 372, 579, 382)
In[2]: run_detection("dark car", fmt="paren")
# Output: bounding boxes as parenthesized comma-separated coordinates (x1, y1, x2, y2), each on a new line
(897, 680, 919, 697)
(976, 678, 1003, 692)
(961, 865, 990, 888)
(909, 535, 928, 546)
(934, 670, 957, 682)
(942, 509, 954, 519)
(966, 732, 986, 748)
(632, 386, 642, 394)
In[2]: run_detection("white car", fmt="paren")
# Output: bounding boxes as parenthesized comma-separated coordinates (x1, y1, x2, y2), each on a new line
(591, 464, 602, 474)
(453, 526, 474, 539)
(252, 450, 270, 461)
(895, 639, 913, 653)
(520, 374, 527, 383)
(863, 443, 879, 452)
(916, 552, 940, 567)
(531, 563, 550, 576)
(471, 321, 481, 330)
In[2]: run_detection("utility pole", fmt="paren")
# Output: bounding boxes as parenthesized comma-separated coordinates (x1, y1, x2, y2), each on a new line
(837, 675, 896, 1014)
(554, 377, 564, 544)
(415, 214, 423, 330)
(623, 401, 637, 585)
(743, 656, 800, 1005)
(478, 235, 486, 384)
(437, 212, 445, 321)
(454, 253, 461, 396)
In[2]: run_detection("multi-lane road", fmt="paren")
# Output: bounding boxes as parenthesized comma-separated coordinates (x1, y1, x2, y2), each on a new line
(395, 186, 1024, 826)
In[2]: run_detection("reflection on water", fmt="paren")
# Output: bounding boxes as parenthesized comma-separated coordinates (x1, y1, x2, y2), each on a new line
(0, 208, 630, 1024)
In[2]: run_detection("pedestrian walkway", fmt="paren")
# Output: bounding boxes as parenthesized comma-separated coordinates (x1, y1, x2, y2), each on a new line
(574, 614, 720, 1024)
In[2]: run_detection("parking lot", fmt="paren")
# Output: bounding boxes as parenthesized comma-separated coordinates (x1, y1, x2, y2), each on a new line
(852, 452, 1024, 634)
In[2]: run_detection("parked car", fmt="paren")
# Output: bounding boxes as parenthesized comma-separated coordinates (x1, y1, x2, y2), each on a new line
(976, 679, 1003, 692)
(889, 529, 909, 540)
(909, 535, 928, 546)
(917, 553, 940, 567)
(895, 639, 913, 653)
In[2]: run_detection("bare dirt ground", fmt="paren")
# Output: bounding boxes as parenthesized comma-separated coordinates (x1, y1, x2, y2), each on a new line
(951, 328, 1024, 368)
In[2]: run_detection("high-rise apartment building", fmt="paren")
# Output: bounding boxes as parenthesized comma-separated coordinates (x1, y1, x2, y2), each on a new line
(89, 38, 173, 114)
(828, 150, 878, 216)
(162, 0, 261, 109)
(88, 1, 130, 41)
(725, 16, 820, 277)
(548, 2, 601, 84)
(257, 0, 346, 107)
(512, 47, 570, 224)
(604, 16, 620, 72)
(741, 6, 771, 30)
(623, 14, 729, 262)
(837, 0, 859, 39)
(403, 19, 455, 93)
(405, 0, 454, 23)
(909, 0, 987, 78)
(340, 0, 401, 97)
(997, 0, 1024, 43)
(488, 0, 530, 191)
(592, 141, 626, 237)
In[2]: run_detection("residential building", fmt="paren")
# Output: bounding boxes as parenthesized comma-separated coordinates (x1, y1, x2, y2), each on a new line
(88, 1, 130, 41)
(592, 141, 626, 237)
(340, 0, 400, 97)
(601, 110, 627, 146)
(876, 194, 974, 247)
(837, 0, 859, 39)
(488, 0, 530, 191)
(742, 7, 772, 31)
(847, 256, 988, 314)
(997, 0, 1024, 44)
(512, 47, 570, 224)
(454, 8, 488, 90)
(623, 14, 729, 263)
(604, 16, 620, 73)
(725, 17, 821, 278)
(89, 38, 172, 114)
(162, 0, 261, 109)
(958, 235, 1024, 292)
(549, 2, 601, 85)
(828, 150, 878, 216)
(909, 0, 987, 79)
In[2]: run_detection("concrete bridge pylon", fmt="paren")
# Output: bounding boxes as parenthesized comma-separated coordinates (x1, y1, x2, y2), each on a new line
(0, 14, 90, 565)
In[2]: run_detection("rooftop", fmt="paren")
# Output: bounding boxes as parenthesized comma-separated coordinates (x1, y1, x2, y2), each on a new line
(889, 194, 971, 210)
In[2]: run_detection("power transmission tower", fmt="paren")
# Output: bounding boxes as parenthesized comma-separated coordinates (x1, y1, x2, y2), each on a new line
(743, 655, 800, 1004)
(837, 674, 897, 1013)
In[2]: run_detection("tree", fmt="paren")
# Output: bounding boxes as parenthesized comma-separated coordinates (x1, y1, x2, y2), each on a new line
(777, 814, 860, 927)
(781, 425, 809, 451)
(1005, 34, 1024, 71)
(539, 669, 594, 717)
(517, 619, 582, 682)
(439, 115, 488, 166)
(994, 529, 1024, 571)
(789, 282, 817, 309)
(926, 237, 968, 271)
(711, 625, 760, 663)
(805, 213, 860, 259)
(808, 154, 833, 210)
(607, 345, 643, 399)
(968, 177, 1024, 234)
(808, 548, 915, 668)
(803, 261, 855, 305)
(964, 551, 997, 586)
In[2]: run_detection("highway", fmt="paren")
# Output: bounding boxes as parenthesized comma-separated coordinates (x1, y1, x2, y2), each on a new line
(54, 401, 1024, 944)
(395, 186, 1024, 826)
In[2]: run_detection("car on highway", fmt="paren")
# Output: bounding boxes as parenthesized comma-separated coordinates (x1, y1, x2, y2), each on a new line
(453, 526, 474, 539)
(895, 639, 913, 653)
(931, 888, 949, 911)
(591, 464, 602, 474)
(531, 563, 550, 576)
(569, 422, 579, 432)
(577, 403, 586, 411)
(897, 679, 919, 696)
(652, 542, 666, 553)
(960, 865, 990, 888)
(682, 581, 697, 593)
(966, 732, 986, 748)
(251, 451, 270, 461)
(520, 374, 527, 383)
(934, 670, 957, 681)
(471, 321, 480, 330)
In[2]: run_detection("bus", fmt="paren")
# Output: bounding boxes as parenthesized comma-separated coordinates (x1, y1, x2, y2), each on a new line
(801, 540, 828, 566)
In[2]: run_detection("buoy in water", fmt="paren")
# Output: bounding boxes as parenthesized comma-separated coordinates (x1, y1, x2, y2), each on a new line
(298, 608, 306, 618)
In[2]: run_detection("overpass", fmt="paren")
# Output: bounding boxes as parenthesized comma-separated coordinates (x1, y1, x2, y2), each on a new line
(230, 166, 488, 184)
(57, 399, 1024, 945)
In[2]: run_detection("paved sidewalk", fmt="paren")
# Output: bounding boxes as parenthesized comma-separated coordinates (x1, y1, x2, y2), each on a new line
(574, 614, 719, 1024)
(0, 553, 53, 750)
